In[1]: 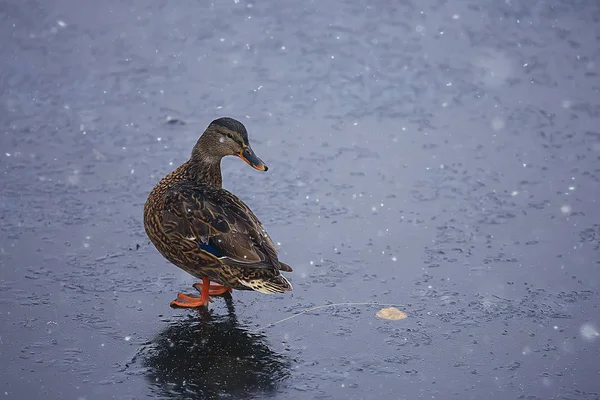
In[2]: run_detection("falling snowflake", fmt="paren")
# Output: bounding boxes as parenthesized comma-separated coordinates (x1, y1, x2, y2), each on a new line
(580, 323, 599, 341)
(560, 205, 572, 214)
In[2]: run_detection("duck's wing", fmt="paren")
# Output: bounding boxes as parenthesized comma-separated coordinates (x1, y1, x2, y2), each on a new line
(161, 182, 291, 272)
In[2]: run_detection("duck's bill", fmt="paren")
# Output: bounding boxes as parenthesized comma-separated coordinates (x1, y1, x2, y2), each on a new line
(239, 147, 268, 171)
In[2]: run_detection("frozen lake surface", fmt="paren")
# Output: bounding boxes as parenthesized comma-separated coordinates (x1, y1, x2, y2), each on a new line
(1, 0, 599, 398)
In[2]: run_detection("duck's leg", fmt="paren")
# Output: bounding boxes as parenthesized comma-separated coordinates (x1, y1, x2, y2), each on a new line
(170, 277, 232, 308)
(193, 280, 232, 296)
(170, 277, 213, 308)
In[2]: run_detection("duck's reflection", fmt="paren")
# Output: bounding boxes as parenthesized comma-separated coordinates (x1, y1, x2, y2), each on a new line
(142, 298, 290, 399)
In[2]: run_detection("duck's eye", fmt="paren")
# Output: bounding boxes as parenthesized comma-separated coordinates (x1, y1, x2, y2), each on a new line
(219, 133, 234, 143)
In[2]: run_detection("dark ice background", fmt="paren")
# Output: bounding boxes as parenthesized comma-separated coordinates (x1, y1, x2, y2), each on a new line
(1, 0, 599, 399)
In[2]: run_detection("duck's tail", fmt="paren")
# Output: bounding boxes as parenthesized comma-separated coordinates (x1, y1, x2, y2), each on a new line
(238, 272, 293, 294)
(278, 261, 293, 272)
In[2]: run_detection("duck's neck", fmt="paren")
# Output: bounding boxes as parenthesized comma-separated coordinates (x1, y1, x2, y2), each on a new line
(186, 151, 223, 188)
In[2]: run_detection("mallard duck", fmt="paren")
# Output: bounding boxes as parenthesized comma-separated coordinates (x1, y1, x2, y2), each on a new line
(144, 117, 293, 308)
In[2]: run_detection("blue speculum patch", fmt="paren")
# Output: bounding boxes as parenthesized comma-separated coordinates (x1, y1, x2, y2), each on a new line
(199, 242, 224, 257)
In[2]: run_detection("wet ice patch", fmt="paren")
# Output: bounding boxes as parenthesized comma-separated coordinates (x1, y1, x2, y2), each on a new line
(67, 169, 80, 185)
(541, 377, 552, 387)
(473, 49, 513, 88)
(561, 339, 575, 353)
(491, 116, 505, 131)
(580, 323, 599, 341)
(165, 116, 185, 125)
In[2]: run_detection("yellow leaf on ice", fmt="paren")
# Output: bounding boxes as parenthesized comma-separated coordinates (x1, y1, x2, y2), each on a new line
(376, 307, 407, 320)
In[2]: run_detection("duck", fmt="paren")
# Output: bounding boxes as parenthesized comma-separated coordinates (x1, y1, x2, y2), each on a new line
(144, 117, 293, 308)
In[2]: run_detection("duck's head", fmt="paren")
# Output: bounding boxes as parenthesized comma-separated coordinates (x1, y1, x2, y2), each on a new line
(192, 117, 268, 171)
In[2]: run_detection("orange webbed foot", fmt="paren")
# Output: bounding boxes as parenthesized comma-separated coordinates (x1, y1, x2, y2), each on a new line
(170, 277, 232, 308)
(170, 292, 212, 308)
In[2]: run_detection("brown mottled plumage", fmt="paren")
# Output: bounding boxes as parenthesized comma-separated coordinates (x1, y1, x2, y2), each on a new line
(144, 117, 292, 308)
